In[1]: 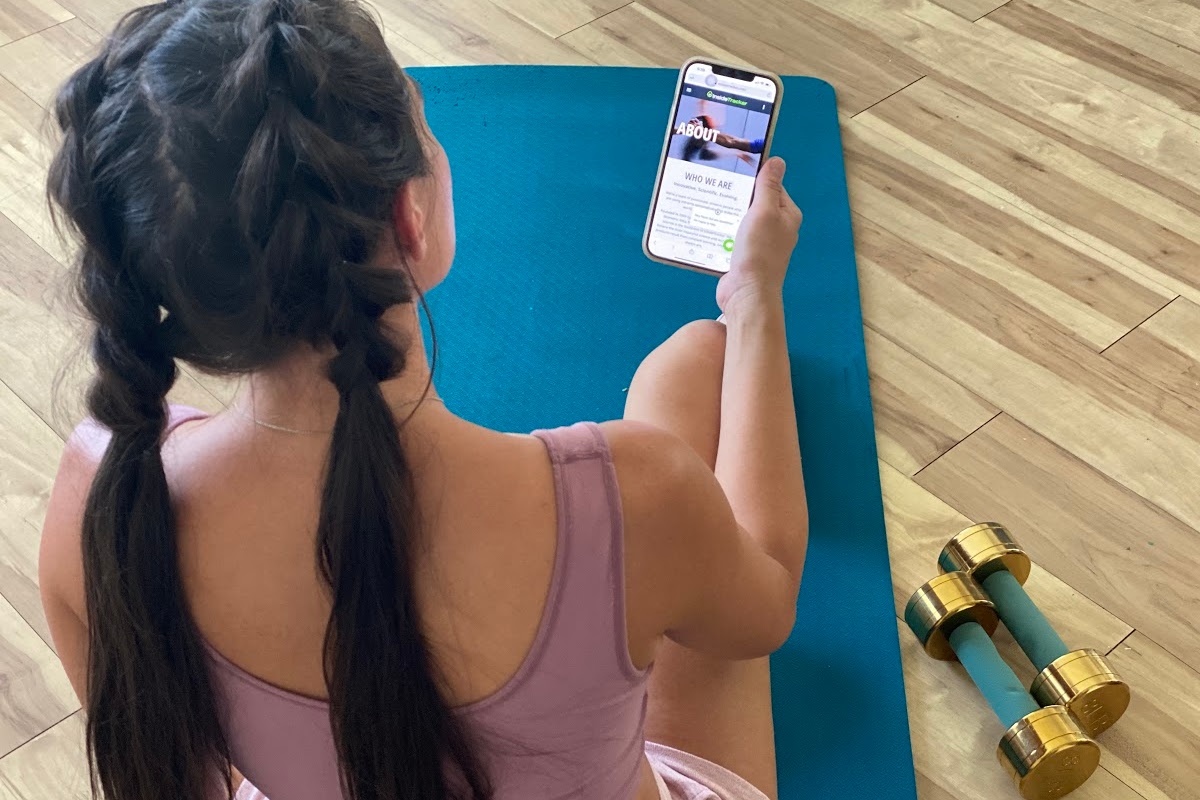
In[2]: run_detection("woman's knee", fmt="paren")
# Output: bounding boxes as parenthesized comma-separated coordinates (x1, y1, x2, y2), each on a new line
(625, 320, 726, 464)
(633, 320, 727, 390)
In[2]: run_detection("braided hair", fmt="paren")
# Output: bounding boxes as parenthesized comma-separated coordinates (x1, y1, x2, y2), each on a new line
(47, 1, 489, 798)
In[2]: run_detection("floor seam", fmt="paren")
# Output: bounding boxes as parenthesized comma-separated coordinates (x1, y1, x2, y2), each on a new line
(556, 2, 633, 40)
(1098, 295, 1180, 355)
(852, 75, 928, 119)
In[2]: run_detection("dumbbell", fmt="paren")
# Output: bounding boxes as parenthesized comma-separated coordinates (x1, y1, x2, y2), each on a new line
(906, 572, 1100, 800)
(939, 523, 1130, 736)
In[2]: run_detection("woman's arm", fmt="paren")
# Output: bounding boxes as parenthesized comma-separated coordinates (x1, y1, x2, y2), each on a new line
(715, 157, 808, 588)
(612, 159, 806, 661)
(714, 298, 807, 583)
(608, 422, 798, 660)
(39, 422, 110, 704)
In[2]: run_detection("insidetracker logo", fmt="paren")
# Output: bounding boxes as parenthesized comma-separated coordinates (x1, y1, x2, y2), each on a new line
(705, 90, 748, 107)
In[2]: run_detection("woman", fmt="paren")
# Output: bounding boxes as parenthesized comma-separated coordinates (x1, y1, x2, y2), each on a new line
(38, 1, 807, 799)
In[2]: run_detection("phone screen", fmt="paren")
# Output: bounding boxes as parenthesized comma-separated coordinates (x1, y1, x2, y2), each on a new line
(645, 61, 781, 274)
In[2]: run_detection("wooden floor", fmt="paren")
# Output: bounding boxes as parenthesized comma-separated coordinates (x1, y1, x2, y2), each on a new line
(0, 0, 1197, 798)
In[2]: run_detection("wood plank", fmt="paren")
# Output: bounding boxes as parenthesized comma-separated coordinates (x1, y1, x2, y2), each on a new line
(0, 516, 47, 649)
(0, 184, 73, 269)
(859, 76, 1200, 304)
(0, 0, 71, 46)
(854, 83, 1200, 307)
(1105, 297, 1200, 404)
(897, 616, 1143, 800)
(844, 121, 1171, 349)
(861, 57, 1200, 226)
(1074, 0, 1200, 55)
(382, 28, 448, 67)
(0, 287, 87, 434)
(46, 0, 135, 36)
(487, 0, 628, 38)
(0, 203, 89, 430)
(913, 773, 959, 800)
(809, 0, 1200, 195)
(1102, 634, 1200, 800)
(856, 222, 1200, 564)
(0, 77, 52, 204)
(986, 0, 1200, 126)
(0, 372, 59, 537)
(880, 460, 1131, 669)
(55, 0, 578, 66)
(1138, 297, 1200, 363)
(850, 119, 1185, 318)
(932, 0, 1010, 20)
(367, 0, 590, 66)
(917, 413, 1200, 669)
(559, 3, 742, 67)
(0, 18, 99, 109)
(0, 209, 64, 334)
(926, 0, 1012, 20)
(633, 0, 927, 115)
(866, 327, 999, 476)
(0, 712, 87, 800)
(56, 0, 447, 67)
(0, 590, 75, 758)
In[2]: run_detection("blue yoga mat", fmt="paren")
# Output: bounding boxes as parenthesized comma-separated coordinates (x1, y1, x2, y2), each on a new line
(411, 65, 916, 800)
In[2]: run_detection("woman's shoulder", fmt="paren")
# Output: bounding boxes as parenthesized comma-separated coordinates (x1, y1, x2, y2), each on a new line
(39, 404, 210, 614)
(531, 419, 713, 549)
(598, 420, 704, 485)
(597, 420, 720, 542)
(38, 417, 109, 640)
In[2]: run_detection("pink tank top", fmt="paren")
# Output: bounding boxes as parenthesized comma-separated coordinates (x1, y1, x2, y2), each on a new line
(189, 413, 651, 799)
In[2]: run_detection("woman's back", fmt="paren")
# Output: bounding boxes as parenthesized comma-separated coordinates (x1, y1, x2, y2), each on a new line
(159, 405, 651, 798)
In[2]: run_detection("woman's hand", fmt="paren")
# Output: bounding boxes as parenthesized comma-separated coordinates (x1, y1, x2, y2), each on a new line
(717, 157, 802, 314)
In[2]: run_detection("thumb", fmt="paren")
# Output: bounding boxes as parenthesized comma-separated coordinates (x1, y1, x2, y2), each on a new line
(753, 156, 786, 205)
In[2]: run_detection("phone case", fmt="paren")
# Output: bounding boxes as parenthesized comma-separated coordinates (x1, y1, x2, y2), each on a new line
(642, 57, 785, 277)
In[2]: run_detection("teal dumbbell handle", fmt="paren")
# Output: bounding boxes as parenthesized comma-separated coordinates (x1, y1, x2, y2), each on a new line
(948, 622, 1041, 729)
(981, 570, 1069, 673)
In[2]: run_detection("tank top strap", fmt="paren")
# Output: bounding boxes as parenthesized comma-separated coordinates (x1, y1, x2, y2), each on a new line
(526, 422, 646, 689)
(531, 421, 610, 467)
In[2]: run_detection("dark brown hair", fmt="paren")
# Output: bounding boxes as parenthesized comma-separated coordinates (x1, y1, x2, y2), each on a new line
(47, 1, 488, 798)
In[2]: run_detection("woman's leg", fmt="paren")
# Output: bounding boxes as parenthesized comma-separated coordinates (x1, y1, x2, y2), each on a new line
(624, 319, 778, 800)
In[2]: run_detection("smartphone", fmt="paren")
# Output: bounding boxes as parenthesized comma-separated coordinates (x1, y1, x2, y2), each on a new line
(643, 58, 783, 275)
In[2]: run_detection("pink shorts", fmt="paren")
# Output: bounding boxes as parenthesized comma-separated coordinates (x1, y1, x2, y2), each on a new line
(234, 743, 770, 800)
(646, 742, 771, 800)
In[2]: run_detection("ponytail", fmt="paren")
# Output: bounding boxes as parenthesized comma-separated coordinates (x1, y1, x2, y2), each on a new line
(80, 258, 233, 800)
(318, 263, 489, 799)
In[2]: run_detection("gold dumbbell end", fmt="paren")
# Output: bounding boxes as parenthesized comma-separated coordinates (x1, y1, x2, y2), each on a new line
(904, 572, 1000, 661)
(1031, 649, 1130, 737)
(939, 522, 1032, 584)
(997, 705, 1100, 800)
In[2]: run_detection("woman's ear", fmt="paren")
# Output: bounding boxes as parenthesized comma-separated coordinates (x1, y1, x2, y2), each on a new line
(391, 182, 427, 263)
